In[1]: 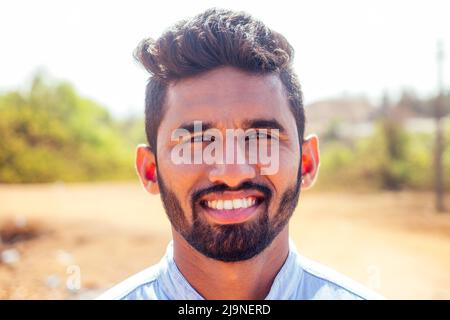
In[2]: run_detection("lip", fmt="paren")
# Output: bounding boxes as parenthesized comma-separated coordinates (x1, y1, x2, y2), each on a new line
(198, 190, 265, 224)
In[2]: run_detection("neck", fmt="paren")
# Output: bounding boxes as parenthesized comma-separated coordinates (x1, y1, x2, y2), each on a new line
(172, 226, 289, 300)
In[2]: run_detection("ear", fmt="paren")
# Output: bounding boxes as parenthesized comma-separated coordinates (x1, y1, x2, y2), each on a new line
(135, 144, 160, 195)
(300, 134, 320, 190)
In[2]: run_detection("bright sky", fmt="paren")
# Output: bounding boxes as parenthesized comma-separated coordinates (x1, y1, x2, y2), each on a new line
(1, 0, 449, 117)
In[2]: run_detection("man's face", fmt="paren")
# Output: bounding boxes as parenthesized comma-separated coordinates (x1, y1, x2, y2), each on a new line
(140, 67, 309, 262)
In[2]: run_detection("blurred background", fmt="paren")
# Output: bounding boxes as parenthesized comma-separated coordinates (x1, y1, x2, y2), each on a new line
(0, 0, 449, 299)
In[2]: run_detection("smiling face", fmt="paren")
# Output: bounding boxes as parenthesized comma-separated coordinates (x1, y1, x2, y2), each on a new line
(136, 67, 319, 262)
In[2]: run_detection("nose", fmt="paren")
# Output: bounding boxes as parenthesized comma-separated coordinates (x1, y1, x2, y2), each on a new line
(209, 163, 256, 188)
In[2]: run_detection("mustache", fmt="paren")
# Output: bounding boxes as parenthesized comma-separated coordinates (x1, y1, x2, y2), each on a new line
(191, 181, 273, 206)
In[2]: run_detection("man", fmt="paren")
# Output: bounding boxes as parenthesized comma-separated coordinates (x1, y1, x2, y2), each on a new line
(99, 8, 381, 300)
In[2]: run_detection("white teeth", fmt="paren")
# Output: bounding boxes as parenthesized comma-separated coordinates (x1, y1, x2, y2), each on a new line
(223, 200, 233, 210)
(233, 199, 242, 209)
(205, 197, 258, 210)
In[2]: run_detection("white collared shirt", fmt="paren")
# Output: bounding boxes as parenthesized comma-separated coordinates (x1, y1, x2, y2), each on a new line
(97, 240, 382, 300)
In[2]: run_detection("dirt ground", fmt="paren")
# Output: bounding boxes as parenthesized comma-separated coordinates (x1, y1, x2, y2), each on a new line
(0, 182, 449, 299)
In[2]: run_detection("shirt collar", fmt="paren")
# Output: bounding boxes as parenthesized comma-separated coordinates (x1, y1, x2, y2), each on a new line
(158, 239, 303, 300)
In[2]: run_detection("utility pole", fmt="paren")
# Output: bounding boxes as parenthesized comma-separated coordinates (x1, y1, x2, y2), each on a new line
(434, 40, 446, 212)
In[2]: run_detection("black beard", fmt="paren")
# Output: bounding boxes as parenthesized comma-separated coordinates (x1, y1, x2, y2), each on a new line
(157, 171, 301, 262)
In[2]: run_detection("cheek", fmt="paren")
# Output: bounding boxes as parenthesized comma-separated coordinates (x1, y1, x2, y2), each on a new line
(158, 154, 207, 206)
(277, 148, 300, 182)
(265, 148, 299, 209)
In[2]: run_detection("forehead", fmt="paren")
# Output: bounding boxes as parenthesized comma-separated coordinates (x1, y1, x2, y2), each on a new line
(161, 67, 295, 130)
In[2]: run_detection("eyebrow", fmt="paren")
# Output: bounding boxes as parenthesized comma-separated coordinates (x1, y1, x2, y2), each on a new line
(176, 118, 286, 133)
(177, 121, 214, 134)
(242, 118, 286, 133)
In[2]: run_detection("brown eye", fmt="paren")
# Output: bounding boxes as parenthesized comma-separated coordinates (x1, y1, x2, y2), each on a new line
(191, 133, 215, 143)
(191, 135, 203, 143)
(246, 131, 272, 141)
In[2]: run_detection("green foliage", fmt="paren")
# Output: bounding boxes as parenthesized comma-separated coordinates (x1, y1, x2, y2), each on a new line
(0, 74, 145, 183)
(1, 73, 448, 190)
(316, 119, 448, 191)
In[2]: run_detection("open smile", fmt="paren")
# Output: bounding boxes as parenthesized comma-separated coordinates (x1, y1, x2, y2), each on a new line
(198, 190, 265, 224)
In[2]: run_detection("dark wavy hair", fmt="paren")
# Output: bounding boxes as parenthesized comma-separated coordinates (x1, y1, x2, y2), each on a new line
(134, 8, 305, 153)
